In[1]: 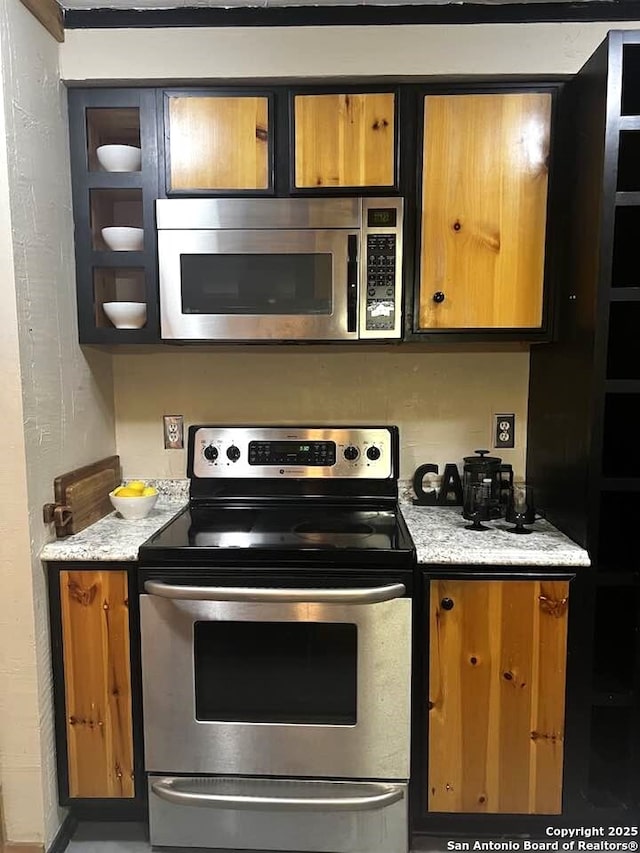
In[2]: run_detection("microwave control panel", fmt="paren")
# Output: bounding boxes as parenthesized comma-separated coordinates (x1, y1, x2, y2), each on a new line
(360, 198, 403, 340)
(365, 233, 397, 332)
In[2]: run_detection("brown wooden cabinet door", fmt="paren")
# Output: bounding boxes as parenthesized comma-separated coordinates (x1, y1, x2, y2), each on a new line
(59, 569, 135, 798)
(166, 94, 271, 191)
(428, 579, 569, 814)
(293, 93, 395, 189)
(418, 93, 551, 330)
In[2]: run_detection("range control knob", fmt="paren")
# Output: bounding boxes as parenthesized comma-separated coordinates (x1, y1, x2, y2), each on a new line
(203, 445, 218, 462)
(226, 445, 241, 462)
(366, 446, 381, 461)
(343, 445, 359, 461)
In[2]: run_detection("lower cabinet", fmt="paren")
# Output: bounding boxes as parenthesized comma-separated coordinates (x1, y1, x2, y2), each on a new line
(49, 566, 138, 805)
(427, 578, 570, 815)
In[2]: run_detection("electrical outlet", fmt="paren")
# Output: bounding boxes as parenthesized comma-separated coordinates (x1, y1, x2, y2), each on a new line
(163, 415, 184, 450)
(494, 413, 515, 449)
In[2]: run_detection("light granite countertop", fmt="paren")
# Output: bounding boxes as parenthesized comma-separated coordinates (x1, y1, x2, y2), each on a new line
(40, 478, 590, 568)
(40, 501, 187, 562)
(40, 479, 190, 563)
(400, 503, 590, 567)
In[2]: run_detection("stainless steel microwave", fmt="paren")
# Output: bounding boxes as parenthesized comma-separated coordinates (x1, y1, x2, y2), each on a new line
(156, 197, 403, 341)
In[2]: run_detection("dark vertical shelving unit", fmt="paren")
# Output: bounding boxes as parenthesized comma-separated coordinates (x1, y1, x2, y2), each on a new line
(527, 30, 640, 818)
(68, 88, 160, 344)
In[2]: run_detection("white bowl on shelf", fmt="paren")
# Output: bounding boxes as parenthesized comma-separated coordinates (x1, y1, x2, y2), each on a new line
(96, 144, 142, 172)
(109, 489, 158, 520)
(101, 226, 144, 251)
(103, 301, 147, 329)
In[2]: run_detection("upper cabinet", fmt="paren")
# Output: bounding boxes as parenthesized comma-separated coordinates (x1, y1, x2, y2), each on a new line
(415, 91, 552, 333)
(68, 88, 160, 345)
(164, 91, 273, 193)
(67, 83, 561, 346)
(292, 92, 397, 190)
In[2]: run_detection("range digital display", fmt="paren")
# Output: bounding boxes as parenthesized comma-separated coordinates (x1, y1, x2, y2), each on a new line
(249, 440, 336, 466)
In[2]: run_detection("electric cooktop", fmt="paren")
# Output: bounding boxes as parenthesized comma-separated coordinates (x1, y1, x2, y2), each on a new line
(138, 425, 415, 570)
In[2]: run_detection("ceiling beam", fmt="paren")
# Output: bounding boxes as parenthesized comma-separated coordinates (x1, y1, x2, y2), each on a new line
(62, 0, 640, 28)
(19, 0, 64, 41)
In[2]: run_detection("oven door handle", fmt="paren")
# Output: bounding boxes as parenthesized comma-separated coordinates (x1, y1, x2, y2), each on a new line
(144, 580, 405, 604)
(150, 778, 405, 812)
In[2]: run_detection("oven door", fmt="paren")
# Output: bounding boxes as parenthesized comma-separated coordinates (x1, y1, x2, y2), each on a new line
(157, 229, 358, 341)
(140, 581, 411, 779)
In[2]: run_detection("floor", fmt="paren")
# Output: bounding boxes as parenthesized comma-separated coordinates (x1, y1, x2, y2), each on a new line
(67, 823, 448, 853)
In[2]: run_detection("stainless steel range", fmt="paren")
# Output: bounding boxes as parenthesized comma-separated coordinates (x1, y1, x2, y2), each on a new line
(138, 425, 414, 853)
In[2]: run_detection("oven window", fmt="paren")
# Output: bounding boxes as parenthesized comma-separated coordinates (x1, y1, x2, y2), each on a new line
(194, 621, 357, 725)
(180, 254, 333, 315)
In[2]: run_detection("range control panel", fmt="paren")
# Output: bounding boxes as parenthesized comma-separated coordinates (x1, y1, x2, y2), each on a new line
(191, 427, 393, 479)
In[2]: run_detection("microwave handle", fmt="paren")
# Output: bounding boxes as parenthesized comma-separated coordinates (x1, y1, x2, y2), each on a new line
(347, 234, 358, 333)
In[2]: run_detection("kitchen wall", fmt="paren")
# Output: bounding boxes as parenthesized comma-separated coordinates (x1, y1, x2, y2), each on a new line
(113, 346, 529, 480)
(0, 0, 116, 845)
(65, 19, 640, 482)
(60, 20, 640, 80)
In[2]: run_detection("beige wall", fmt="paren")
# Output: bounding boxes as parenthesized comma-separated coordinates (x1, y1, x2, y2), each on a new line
(61, 20, 640, 81)
(114, 346, 529, 480)
(0, 0, 115, 844)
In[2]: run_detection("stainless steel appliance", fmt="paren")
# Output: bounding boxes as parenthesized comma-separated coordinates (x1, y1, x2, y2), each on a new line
(138, 425, 414, 853)
(156, 197, 404, 341)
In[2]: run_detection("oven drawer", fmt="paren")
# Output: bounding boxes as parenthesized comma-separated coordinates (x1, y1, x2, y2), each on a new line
(148, 776, 408, 853)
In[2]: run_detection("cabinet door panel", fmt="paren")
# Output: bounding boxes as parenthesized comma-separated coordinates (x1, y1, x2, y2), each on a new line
(60, 569, 134, 798)
(419, 93, 551, 329)
(294, 93, 395, 189)
(167, 95, 270, 191)
(428, 579, 569, 814)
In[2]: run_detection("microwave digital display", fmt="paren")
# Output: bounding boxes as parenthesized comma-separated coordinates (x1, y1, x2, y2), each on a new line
(367, 208, 397, 228)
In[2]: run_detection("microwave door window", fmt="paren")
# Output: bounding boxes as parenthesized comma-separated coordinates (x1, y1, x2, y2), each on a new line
(180, 254, 333, 315)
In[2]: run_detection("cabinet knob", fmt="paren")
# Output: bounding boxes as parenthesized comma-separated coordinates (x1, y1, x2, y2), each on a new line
(432, 291, 445, 304)
(440, 597, 454, 611)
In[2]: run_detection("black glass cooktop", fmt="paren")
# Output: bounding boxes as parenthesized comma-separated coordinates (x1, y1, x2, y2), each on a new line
(138, 503, 415, 568)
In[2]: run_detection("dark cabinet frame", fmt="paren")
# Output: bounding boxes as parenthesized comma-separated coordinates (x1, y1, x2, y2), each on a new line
(68, 88, 160, 345)
(159, 88, 277, 197)
(68, 78, 567, 346)
(527, 30, 640, 818)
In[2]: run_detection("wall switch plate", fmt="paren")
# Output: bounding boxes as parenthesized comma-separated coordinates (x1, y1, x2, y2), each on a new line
(494, 413, 515, 449)
(163, 415, 184, 450)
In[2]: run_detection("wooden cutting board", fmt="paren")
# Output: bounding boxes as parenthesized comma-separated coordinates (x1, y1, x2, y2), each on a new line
(43, 456, 121, 538)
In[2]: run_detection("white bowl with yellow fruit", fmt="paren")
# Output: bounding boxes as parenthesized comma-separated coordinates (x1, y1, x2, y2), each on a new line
(109, 480, 158, 520)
